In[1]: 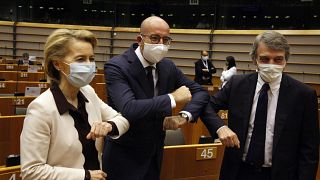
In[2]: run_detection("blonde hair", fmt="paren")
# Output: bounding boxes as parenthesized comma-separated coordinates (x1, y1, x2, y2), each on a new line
(44, 29, 97, 83)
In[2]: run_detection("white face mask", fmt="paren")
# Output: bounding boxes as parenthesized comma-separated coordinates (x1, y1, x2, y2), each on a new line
(142, 42, 169, 64)
(61, 62, 96, 87)
(257, 63, 284, 83)
(201, 56, 209, 61)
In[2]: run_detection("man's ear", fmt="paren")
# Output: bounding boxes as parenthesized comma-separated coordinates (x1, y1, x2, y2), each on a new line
(137, 35, 143, 46)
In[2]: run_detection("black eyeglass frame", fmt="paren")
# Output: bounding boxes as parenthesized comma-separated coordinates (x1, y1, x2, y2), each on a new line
(140, 34, 172, 45)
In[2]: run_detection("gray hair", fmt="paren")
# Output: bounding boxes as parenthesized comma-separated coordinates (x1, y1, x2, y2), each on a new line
(250, 31, 290, 61)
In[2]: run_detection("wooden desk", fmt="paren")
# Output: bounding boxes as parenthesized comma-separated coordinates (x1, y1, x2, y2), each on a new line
(0, 166, 21, 180)
(202, 85, 219, 96)
(0, 59, 18, 65)
(161, 143, 224, 180)
(173, 96, 228, 144)
(91, 74, 105, 84)
(0, 143, 224, 180)
(0, 64, 28, 72)
(0, 81, 49, 95)
(96, 68, 104, 74)
(91, 82, 107, 102)
(0, 116, 24, 165)
(0, 71, 46, 82)
(0, 96, 36, 116)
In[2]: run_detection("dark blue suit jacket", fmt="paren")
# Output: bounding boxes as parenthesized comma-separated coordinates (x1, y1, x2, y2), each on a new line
(103, 43, 210, 180)
(194, 59, 216, 85)
(201, 73, 319, 180)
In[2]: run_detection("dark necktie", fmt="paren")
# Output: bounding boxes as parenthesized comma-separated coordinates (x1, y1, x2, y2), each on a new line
(246, 83, 270, 166)
(145, 66, 154, 97)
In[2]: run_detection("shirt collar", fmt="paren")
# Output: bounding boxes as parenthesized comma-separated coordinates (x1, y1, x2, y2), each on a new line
(135, 45, 156, 69)
(50, 83, 89, 115)
(257, 73, 282, 95)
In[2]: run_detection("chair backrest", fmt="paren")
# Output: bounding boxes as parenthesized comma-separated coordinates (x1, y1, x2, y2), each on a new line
(164, 128, 185, 146)
(15, 107, 27, 115)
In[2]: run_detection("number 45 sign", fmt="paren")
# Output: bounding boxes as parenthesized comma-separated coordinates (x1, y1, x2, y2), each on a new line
(196, 146, 217, 161)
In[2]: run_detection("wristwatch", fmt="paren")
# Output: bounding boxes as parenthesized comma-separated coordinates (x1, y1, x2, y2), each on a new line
(84, 170, 91, 180)
(179, 112, 189, 122)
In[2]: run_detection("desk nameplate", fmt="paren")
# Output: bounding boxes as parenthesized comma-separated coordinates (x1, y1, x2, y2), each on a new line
(196, 146, 217, 160)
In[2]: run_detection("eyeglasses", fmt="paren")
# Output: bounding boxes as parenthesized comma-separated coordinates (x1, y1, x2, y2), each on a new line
(141, 34, 172, 45)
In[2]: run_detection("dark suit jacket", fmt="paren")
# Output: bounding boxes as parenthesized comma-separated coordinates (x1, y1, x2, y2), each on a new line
(103, 43, 210, 180)
(201, 72, 319, 180)
(194, 59, 216, 85)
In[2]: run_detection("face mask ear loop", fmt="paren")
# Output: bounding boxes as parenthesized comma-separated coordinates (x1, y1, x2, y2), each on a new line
(59, 61, 70, 78)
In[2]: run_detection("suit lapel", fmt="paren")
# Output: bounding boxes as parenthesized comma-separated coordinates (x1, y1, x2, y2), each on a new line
(273, 74, 290, 153)
(156, 61, 169, 95)
(127, 49, 153, 98)
(241, 73, 258, 142)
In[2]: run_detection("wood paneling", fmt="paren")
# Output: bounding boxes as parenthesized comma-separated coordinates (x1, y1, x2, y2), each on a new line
(0, 96, 35, 116)
(0, 71, 46, 81)
(0, 116, 24, 165)
(0, 81, 49, 95)
(0, 165, 21, 180)
(161, 143, 224, 180)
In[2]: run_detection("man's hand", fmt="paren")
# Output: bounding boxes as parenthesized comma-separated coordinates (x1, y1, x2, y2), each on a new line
(163, 115, 187, 130)
(170, 86, 191, 104)
(217, 126, 240, 148)
(86, 122, 112, 140)
(89, 170, 107, 180)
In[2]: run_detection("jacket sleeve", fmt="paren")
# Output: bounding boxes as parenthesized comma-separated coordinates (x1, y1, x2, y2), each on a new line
(199, 76, 233, 138)
(20, 101, 85, 180)
(83, 85, 130, 138)
(105, 62, 172, 124)
(298, 89, 319, 180)
(99, 95, 129, 138)
(174, 65, 210, 121)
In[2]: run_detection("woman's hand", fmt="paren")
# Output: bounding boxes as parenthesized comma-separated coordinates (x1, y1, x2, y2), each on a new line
(89, 170, 107, 180)
(86, 122, 112, 140)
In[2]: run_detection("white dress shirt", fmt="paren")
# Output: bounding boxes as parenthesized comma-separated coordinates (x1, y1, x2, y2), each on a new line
(242, 73, 282, 167)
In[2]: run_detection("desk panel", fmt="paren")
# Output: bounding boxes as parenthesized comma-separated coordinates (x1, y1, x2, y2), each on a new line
(161, 143, 224, 180)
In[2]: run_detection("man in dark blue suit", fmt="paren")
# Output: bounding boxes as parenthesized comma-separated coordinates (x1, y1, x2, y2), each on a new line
(201, 31, 319, 180)
(102, 16, 237, 180)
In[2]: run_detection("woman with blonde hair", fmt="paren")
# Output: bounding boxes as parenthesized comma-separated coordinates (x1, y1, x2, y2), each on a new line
(20, 29, 129, 180)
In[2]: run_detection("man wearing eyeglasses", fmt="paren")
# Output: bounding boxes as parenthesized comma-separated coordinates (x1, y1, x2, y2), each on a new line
(102, 16, 234, 180)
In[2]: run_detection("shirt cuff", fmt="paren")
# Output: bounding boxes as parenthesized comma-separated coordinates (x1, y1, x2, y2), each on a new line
(216, 125, 227, 134)
(179, 110, 193, 122)
(168, 94, 176, 108)
(107, 121, 119, 136)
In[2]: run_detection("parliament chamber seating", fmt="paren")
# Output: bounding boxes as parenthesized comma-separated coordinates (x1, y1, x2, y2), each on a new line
(0, 96, 36, 116)
(0, 71, 46, 82)
(0, 22, 319, 179)
(0, 116, 24, 165)
(0, 81, 49, 96)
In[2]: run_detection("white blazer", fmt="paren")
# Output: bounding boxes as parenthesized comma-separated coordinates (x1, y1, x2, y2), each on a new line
(220, 66, 237, 88)
(20, 85, 129, 180)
